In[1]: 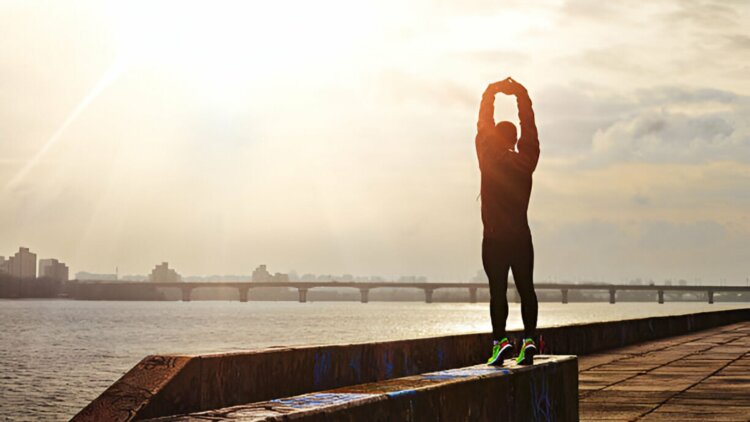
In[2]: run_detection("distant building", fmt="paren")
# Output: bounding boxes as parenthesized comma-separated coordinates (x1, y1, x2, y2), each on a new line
(271, 272, 289, 283)
(0, 256, 6, 274)
(75, 272, 118, 281)
(4, 247, 37, 279)
(39, 259, 69, 282)
(252, 265, 272, 282)
(148, 262, 182, 283)
(251, 265, 289, 283)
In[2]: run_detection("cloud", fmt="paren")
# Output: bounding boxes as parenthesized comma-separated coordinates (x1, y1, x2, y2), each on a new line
(631, 193, 651, 206)
(454, 49, 531, 67)
(533, 218, 749, 280)
(530, 84, 750, 166)
(559, 2, 626, 20)
(638, 86, 740, 105)
(570, 46, 651, 76)
(725, 34, 750, 50)
(665, 0, 740, 28)
(375, 70, 477, 109)
(590, 110, 739, 164)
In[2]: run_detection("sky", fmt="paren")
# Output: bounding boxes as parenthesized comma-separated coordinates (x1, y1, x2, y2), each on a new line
(1, 0, 748, 283)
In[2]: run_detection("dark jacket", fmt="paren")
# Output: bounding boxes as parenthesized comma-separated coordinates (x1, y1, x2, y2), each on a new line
(475, 91, 540, 239)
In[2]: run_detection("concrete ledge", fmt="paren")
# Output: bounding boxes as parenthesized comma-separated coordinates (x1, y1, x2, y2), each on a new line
(72, 308, 748, 421)
(144, 356, 578, 422)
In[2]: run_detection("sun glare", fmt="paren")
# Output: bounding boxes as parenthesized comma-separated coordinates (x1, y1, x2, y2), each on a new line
(105, 0, 377, 88)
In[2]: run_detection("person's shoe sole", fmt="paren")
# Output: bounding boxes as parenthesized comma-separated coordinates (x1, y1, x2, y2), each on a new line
(516, 345, 536, 365)
(487, 345, 514, 366)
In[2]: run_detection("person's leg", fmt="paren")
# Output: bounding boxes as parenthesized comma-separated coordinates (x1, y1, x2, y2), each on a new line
(510, 237, 537, 339)
(482, 237, 511, 340)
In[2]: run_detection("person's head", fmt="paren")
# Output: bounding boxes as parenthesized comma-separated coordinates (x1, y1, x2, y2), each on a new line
(495, 121, 517, 149)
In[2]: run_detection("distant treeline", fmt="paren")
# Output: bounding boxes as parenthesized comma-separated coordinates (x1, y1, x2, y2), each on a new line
(0, 274, 62, 298)
(0, 275, 164, 300)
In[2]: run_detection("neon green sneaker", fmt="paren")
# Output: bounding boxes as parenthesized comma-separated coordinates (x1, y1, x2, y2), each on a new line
(515, 338, 537, 365)
(487, 338, 513, 366)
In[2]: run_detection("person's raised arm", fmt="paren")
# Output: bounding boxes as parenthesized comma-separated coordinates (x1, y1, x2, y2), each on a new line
(477, 85, 497, 135)
(509, 78, 540, 172)
(477, 79, 510, 135)
(476, 82, 499, 168)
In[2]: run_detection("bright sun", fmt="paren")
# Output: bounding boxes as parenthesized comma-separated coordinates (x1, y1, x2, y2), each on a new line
(105, 0, 377, 86)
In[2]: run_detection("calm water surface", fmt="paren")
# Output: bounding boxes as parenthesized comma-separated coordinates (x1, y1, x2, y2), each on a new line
(0, 300, 747, 421)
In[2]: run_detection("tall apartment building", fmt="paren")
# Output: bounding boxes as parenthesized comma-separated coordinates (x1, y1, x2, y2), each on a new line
(39, 258, 69, 282)
(5, 247, 37, 279)
(149, 262, 181, 283)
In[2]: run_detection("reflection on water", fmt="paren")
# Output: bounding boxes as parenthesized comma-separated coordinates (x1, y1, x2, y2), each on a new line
(0, 300, 746, 421)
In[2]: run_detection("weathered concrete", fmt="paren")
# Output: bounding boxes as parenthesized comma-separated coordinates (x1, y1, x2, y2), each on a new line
(144, 356, 579, 422)
(72, 308, 749, 421)
(578, 321, 750, 421)
(71, 355, 198, 422)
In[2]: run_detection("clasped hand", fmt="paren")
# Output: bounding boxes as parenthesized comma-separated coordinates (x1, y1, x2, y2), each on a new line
(486, 77, 527, 97)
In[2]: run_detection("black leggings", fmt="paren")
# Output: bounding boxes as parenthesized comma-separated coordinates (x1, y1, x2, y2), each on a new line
(482, 236, 538, 340)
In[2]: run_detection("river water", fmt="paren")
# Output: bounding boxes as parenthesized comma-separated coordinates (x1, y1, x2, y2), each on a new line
(0, 300, 746, 421)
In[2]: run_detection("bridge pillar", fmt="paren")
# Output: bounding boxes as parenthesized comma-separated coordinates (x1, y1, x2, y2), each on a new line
(561, 289, 569, 304)
(708, 290, 714, 304)
(658, 290, 664, 304)
(359, 288, 370, 304)
(239, 287, 250, 303)
(181, 286, 193, 302)
(424, 288, 434, 304)
(298, 288, 308, 303)
(608, 289, 616, 304)
(469, 287, 477, 304)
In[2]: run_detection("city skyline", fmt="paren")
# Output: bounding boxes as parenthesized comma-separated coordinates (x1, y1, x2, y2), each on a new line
(2, 244, 746, 286)
(0, 246, 69, 281)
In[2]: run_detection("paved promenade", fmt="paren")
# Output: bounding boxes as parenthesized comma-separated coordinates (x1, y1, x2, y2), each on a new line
(578, 321, 750, 421)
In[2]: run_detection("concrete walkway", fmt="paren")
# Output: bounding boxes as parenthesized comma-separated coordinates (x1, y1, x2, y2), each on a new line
(578, 321, 750, 421)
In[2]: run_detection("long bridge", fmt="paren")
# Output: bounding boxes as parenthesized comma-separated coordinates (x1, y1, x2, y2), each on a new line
(74, 280, 749, 304)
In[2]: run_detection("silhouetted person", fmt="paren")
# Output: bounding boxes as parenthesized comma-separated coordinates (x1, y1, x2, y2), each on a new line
(476, 77, 540, 365)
